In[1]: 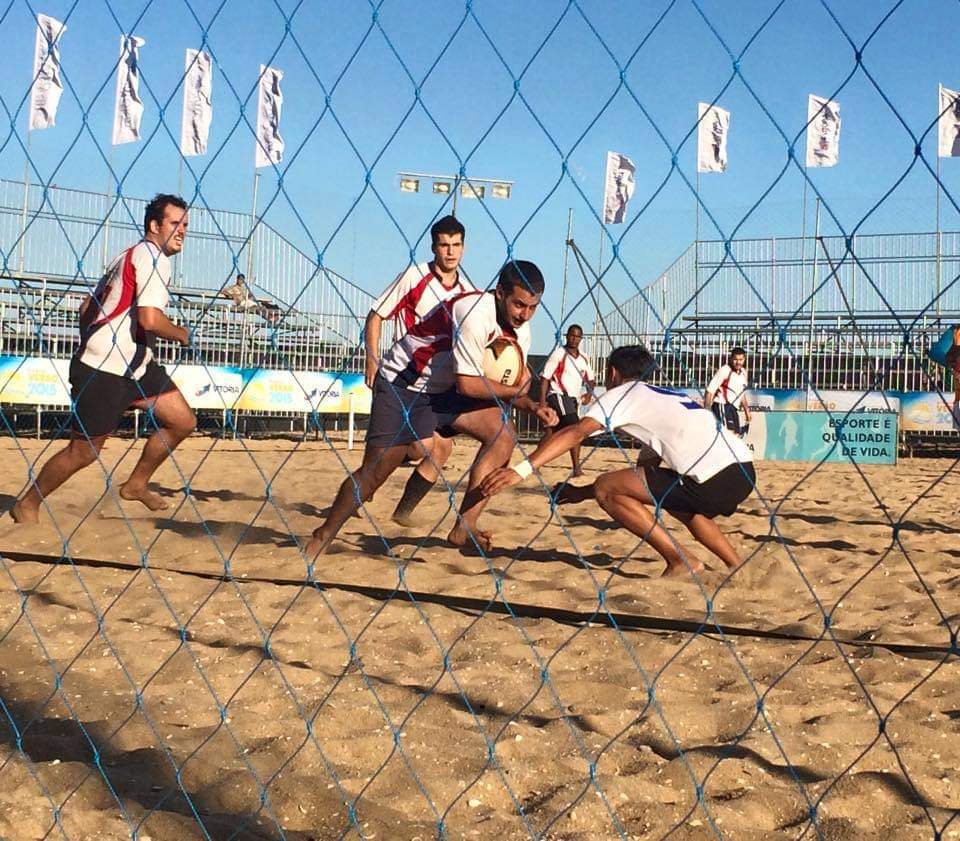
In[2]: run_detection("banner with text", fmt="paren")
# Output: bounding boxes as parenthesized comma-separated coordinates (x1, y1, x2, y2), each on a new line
(743, 411, 897, 465)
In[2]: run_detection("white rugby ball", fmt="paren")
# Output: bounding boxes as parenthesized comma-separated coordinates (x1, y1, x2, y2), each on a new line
(483, 337, 524, 386)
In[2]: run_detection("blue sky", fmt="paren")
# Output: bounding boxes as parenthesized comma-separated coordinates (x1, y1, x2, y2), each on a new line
(2, 0, 959, 352)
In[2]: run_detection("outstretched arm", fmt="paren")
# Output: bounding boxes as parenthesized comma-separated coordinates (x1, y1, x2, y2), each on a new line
(481, 417, 604, 496)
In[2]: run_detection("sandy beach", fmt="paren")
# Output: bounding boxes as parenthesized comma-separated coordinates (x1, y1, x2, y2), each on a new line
(0, 434, 958, 840)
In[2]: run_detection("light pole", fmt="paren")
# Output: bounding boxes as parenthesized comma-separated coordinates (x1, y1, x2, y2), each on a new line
(397, 171, 514, 217)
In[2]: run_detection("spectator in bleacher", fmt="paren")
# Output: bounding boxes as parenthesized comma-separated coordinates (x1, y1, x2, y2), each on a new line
(705, 347, 752, 437)
(12, 194, 196, 524)
(363, 215, 475, 526)
(222, 273, 282, 323)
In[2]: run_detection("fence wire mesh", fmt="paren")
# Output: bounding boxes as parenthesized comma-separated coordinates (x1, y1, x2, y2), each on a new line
(1, 2, 959, 840)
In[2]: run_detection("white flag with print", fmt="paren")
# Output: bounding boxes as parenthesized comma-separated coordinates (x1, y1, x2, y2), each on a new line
(112, 35, 145, 145)
(938, 84, 960, 158)
(255, 64, 284, 168)
(180, 49, 213, 156)
(602, 151, 636, 224)
(806, 94, 841, 168)
(697, 103, 730, 173)
(29, 14, 67, 131)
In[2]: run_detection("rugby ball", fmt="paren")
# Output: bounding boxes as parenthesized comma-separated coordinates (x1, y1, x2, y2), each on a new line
(483, 337, 524, 386)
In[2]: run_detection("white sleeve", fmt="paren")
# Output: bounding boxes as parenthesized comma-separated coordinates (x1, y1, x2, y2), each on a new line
(452, 301, 488, 378)
(372, 268, 413, 318)
(133, 247, 169, 310)
(706, 365, 730, 395)
(584, 384, 632, 432)
(540, 347, 562, 380)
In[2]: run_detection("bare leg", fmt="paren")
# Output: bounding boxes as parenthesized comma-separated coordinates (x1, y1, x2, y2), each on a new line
(12, 435, 107, 523)
(569, 441, 584, 477)
(392, 433, 453, 526)
(593, 469, 705, 578)
(120, 389, 196, 511)
(411, 433, 452, 484)
(447, 406, 516, 552)
(672, 511, 742, 570)
(305, 443, 409, 557)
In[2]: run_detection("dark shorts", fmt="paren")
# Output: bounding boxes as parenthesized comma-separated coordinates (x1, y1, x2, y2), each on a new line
(365, 375, 491, 449)
(70, 358, 176, 437)
(547, 393, 580, 428)
(711, 402, 742, 435)
(643, 461, 756, 518)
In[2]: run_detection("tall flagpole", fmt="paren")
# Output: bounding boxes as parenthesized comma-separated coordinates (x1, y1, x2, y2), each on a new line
(559, 207, 573, 328)
(806, 196, 821, 392)
(936, 151, 942, 321)
(694, 169, 701, 323)
(19, 130, 32, 274)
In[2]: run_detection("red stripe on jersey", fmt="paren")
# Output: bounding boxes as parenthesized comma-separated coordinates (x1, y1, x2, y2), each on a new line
(387, 270, 434, 330)
(553, 354, 568, 395)
(93, 247, 137, 326)
(404, 290, 482, 377)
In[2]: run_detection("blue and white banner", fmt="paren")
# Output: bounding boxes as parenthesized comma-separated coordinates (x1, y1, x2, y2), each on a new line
(744, 411, 897, 465)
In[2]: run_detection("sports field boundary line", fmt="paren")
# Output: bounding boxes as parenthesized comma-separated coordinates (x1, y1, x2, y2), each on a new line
(1, 550, 956, 661)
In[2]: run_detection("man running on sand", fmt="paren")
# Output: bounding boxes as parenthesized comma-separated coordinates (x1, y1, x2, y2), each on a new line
(481, 345, 756, 578)
(364, 215, 474, 526)
(12, 194, 195, 523)
(305, 260, 557, 558)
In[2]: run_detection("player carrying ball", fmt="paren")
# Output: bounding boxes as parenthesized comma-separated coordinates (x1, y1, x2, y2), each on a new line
(305, 260, 558, 558)
(482, 345, 756, 578)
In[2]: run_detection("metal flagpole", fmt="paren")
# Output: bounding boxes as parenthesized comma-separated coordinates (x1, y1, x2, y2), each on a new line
(19, 130, 32, 274)
(558, 208, 573, 327)
(936, 152, 942, 321)
(102, 147, 115, 270)
(806, 197, 821, 393)
(694, 169, 701, 322)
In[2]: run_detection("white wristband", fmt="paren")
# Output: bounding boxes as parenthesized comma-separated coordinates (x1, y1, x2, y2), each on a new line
(512, 459, 534, 480)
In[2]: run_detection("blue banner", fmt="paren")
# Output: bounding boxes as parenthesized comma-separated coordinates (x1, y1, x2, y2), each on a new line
(744, 411, 898, 465)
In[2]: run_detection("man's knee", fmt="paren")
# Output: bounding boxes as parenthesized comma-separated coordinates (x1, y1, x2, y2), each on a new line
(67, 437, 103, 467)
(433, 434, 453, 464)
(172, 410, 197, 439)
(593, 473, 616, 508)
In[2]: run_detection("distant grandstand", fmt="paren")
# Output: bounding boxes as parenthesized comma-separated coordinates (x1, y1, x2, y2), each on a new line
(589, 233, 960, 396)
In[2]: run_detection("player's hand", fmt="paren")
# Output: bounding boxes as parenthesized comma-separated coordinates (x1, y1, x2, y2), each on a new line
(536, 405, 559, 427)
(481, 467, 524, 497)
(580, 393, 592, 405)
(364, 360, 378, 390)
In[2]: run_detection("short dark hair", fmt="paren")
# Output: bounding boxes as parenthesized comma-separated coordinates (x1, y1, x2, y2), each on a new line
(567, 324, 584, 335)
(730, 346, 746, 358)
(144, 193, 187, 236)
(497, 260, 545, 296)
(430, 215, 465, 247)
(237, 273, 246, 281)
(607, 345, 656, 381)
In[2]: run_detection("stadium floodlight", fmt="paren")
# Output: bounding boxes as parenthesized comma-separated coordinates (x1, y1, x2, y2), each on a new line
(398, 170, 514, 216)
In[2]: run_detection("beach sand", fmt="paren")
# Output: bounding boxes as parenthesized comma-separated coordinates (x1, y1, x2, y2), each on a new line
(0, 435, 958, 840)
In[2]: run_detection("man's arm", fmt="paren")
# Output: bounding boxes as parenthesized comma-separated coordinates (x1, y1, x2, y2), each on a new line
(582, 378, 596, 405)
(539, 376, 551, 408)
(456, 374, 557, 426)
(138, 307, 189, 346)
(481, 417, 604, 496)
(364, 310, 383, 389)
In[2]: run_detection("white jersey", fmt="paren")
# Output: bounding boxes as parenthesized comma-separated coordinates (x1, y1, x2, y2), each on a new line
(706, 364, 748, 409)
(585, 380, 752, 482)
(76, 240, 171, 379)
(372, 261, 473, 343)
(542, 345, 594, 398)
(379, 291, 531, 394)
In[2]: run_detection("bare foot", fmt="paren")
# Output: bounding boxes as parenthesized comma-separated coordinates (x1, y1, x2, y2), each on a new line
(392, 511, 417, 528)
(304, 529, 329, 559)
(448, 523, 493, 554)
(10, 499, 39, 524)
(119, 483, 170, 512)
(661, 560, 706, 579)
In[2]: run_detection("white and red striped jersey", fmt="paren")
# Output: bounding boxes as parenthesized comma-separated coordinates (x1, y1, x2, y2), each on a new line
(379, 291, 532, 394)
(76, 240, 171, 379)
(372, 261, 473, 343)
(542, 345, 594, 398)
(706, 364, 748, 409)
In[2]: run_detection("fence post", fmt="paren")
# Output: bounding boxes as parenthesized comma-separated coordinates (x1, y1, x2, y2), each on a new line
(347, 393, 355, 451)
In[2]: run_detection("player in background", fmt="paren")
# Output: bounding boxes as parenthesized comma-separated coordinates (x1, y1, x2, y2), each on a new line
(482, 346, 755, 578)
(704, 346, 751, 437)
(12, 194, 195, 523)
(363, 216, 474, 525)
(538, 324, 595, 476)
(306, 261, 557, 558)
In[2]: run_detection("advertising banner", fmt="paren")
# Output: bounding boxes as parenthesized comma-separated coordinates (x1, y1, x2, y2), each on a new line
(0, 357, 70, 406)
(898, 391, 960, 432)
(743, 411, 897, 465)
(235, 369, 370, 414)
(169, 365, 244, 410)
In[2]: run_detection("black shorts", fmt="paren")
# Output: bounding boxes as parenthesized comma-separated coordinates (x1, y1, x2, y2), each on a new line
(70, 358, 176, 437)
(365, 375, 491, 448)
(547, 393, 580, 428)
(643, 461, 756, 518)
(711, 402, 742, 435)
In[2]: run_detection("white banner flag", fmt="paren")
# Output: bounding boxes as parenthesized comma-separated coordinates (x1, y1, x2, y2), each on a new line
(938, 84, 960, 158)
(180, 49, 213, 156)
(806, 94, 841, 168)
(29, 14, 67, 131)
(112, 35, 145, 145)
(697, 103, 730, 173)
(255, 65, 284, 168)
(602, 151, 636, 224)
